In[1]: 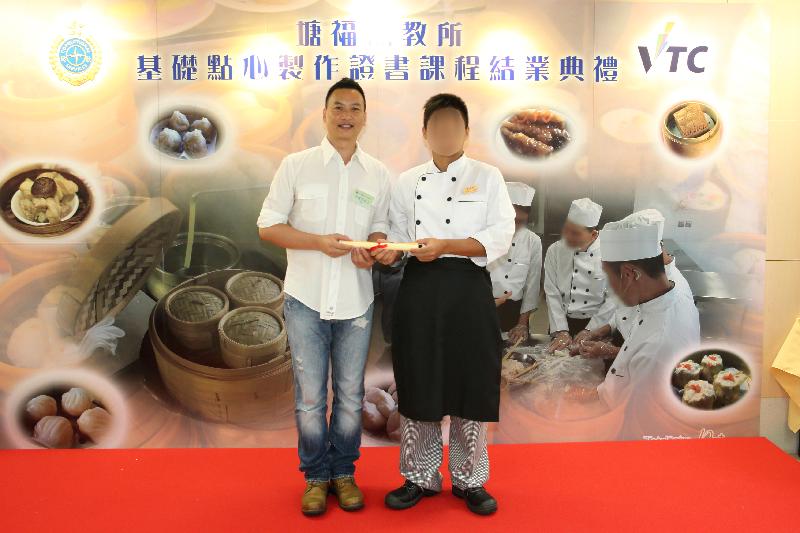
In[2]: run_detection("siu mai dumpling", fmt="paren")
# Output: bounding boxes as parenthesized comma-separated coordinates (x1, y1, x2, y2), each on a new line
(157, 127, 182, 154)
(168, 110, 190, 132)
(183, 129, 208, 158)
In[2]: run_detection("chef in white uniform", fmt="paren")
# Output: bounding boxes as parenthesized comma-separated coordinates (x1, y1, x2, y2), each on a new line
(595, 214, 701, 440)
(488, 182, 542, 344)
(543, 198, 614, 352)
(374, 93, 514, 516)
(577, 209, 696, 357)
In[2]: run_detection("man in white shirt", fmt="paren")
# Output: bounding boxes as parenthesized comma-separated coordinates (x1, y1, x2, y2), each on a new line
(594, 214, 701, 439)
(257, 78, 390, 516)
(543, 198, 614, 352)
(488, 182, 542, 344)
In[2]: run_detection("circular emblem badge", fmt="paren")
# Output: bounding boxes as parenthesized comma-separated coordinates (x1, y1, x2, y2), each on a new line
(50, 23, 102, 86)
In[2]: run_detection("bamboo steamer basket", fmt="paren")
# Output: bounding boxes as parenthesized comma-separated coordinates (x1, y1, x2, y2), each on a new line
(218, 306, 287, 369)
(0, 198, 181, 389)
(165, 286, 229, 351)
(224, 271, 284, 313)
(149, 268, 295, 425)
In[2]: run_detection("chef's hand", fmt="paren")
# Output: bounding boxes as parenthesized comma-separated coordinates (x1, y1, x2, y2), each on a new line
(548, 331, 571, 353)
(508, 323, 529, 345)
(351, 247, 375, 269)
(411, 238, 447, 262)
(578, 340, 617, 360)
(370, 238, 401, 266)
(573, 329, 591, 344)
(317, 233, 352, 258)
(494, 293, 510, 307)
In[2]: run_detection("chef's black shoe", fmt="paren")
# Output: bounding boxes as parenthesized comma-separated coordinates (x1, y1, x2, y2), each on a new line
(452, 485, 498, 515)
(385, 480, 438, 510)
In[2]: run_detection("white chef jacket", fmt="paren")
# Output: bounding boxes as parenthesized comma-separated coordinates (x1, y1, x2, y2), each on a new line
(597, 287, 701, 440)
(256, 137, 390, 320)
(611, 257, 695, 340)
(543, 237, 615, 333)
(487, 226, 542, 314)
(388, 155, 515, 266)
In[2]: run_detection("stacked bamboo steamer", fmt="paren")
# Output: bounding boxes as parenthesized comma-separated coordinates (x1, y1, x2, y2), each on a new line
(149, 269, 293, 426)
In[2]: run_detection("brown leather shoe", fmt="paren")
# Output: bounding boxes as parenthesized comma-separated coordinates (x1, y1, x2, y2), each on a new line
(301, 481, 330, 516)
(330, 477, 364, 511)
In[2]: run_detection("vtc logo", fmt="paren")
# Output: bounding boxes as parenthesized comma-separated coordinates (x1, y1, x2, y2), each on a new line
(638, 22, 708, 74)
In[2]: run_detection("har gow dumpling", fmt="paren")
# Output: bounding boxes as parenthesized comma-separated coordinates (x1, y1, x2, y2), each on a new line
(77, 406, 111, 443)
(26, 395, 57, 422)
(157, 127, 182, 154)
(33, 416, 74, 449)
(6, 318, 50, 368)
(61, 387, 94, 416)
(168, 110, 190, 132)
(183, 129, 208, 158)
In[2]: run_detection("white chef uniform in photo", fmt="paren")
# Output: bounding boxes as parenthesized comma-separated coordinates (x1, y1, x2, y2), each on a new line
(543, 198, 614, 334)
(388, 154, 515, 492)
(596, 216, 701, 440)
(611, 209, 695, 340)
(488, 182, 542, 316)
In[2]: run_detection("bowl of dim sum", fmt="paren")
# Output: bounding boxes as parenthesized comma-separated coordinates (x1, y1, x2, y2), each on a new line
(3, 369, 128, 449)
(150, 107, 221, 160)
(671, 349, 752, 410)
(0, 165, 93, 236)
(498, 107, 573, 160)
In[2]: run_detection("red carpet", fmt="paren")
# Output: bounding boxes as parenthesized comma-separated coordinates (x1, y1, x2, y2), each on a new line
(1, 438, 799, 532)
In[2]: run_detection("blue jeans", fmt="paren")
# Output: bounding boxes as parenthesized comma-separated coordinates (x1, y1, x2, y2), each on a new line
(283, 294, 373, 482)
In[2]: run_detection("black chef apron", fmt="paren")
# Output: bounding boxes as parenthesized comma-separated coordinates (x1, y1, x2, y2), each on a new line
(392, 257, 503, 422)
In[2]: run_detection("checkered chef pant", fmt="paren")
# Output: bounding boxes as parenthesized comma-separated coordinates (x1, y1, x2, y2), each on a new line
(399, 416, 490, 492)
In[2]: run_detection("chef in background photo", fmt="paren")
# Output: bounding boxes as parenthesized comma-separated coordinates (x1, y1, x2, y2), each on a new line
(371, 93, 514, 516)
(594, 213, 701, 439)
(576, 208, 696, 359)
(488, 181, 542, 345)
(543, 198, 615, 353)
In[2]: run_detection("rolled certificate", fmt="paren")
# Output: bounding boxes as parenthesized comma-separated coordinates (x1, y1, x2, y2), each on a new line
(340, 240, 423, 251)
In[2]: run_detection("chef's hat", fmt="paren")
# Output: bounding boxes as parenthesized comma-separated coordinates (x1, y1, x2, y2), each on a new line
(599, 214, 662, 262)
(506, 182, 535, 206)
(567, 198, 603, 227)
(621, 209, 665, 242)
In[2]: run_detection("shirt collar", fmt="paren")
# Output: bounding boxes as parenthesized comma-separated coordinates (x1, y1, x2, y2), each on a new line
(321, 136, 365, 169)
(425, 153, 468, 175)
(638, 284, 676, 314)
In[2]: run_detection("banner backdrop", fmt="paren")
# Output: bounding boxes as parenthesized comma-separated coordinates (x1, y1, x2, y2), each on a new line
(0, 0, 767, 449)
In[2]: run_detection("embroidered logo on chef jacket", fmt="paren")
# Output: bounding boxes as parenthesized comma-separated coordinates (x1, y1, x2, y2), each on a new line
(462, 185, 479, 194)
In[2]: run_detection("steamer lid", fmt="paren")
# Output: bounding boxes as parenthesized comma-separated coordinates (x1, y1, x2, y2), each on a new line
(57, 197, 181, 337)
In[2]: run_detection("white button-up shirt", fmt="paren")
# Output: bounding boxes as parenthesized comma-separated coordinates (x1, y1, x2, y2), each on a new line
(388, 155, 515, 266)
(597, 287, 701, 439)
(612, 258, 695, 339)
(256, 137, 390, 320)
(487, 226, 542, 313)
(543, 237, 615, 333)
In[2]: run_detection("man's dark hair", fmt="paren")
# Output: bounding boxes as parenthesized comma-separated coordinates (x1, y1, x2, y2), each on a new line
(423, 93, 469, 129)
(605, 255, 665, 279)
(325, 77, 366, 108)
